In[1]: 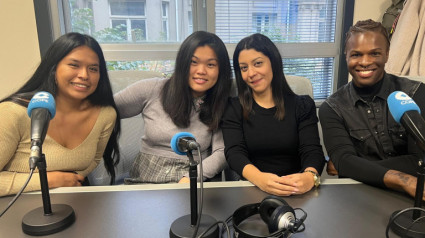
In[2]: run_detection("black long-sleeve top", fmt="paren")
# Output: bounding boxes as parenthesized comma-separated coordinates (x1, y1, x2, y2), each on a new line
(221, 94, 326, 177)
(319, 74, 425, 188)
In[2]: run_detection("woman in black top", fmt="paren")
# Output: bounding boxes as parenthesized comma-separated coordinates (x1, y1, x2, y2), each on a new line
(221, 34, 325, 196)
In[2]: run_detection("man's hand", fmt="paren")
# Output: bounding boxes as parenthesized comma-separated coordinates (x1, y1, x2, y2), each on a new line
(326, 160, 338, 176)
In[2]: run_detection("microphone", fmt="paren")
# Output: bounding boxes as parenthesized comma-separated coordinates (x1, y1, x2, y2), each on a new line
(27, 92, 56, 169)
(22, 92, 75, 236)
(170, 132, 200, 155)
(169, 132, 218, 238)
(387, 91, 425, 237)
(387, 91, 425, 151)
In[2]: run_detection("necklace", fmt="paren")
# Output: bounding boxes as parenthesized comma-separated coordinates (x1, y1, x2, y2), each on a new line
(193, 95, 206, 112)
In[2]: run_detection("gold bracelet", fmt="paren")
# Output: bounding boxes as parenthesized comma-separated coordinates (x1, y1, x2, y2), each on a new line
(304, 170, 320, 187)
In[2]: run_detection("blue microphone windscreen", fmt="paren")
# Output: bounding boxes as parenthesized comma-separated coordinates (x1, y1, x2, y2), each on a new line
(387, 91, 420, 123)
(170, 132, 195, 155)
(27, 91, 56, 119)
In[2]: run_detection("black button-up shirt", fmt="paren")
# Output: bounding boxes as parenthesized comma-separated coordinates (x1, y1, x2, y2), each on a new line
(319, 73, 424, 187)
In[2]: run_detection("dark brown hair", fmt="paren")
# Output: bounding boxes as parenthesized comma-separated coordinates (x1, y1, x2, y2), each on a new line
(161, 31, 232, 131)
(233, 33, 295, 120)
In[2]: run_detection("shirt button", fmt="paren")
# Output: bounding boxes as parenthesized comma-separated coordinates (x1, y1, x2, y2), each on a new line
(375, 131, 378, 134)
(367, 110, 371, 113)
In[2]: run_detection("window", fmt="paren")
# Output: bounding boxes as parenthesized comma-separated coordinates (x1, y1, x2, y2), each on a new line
(162, 1, 169, 40)
(109, 1, 146, 42)
(188, 11, 193, 33)
(252, 13, 277, 34)
(47, 0, 346, 100)
(110, 1, 145, 16)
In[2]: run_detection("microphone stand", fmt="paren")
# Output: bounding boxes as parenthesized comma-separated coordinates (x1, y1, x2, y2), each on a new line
(188, 151, 198, 226)
(170, 150, 218, 238)
(21, 152, 75, 236)
(390, 154, 425, 237)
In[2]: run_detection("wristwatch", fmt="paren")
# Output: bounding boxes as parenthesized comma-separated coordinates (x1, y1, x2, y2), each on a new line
(304, 170, 321, 188)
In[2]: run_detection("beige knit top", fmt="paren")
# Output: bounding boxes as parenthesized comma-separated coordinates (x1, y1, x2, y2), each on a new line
(0, 101, 116, 196)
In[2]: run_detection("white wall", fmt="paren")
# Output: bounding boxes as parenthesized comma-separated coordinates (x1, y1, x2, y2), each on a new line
(0, 0, 40, 99)
(353, 0, 391, 23)
(0, 0, 392, 99)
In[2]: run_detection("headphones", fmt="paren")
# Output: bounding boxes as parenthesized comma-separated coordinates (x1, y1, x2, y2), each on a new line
(232, 195, 307, 238)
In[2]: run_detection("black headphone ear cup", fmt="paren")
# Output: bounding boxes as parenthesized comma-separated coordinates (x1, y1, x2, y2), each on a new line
(259, 196, 289, 225)
(268, 205, 296, 233)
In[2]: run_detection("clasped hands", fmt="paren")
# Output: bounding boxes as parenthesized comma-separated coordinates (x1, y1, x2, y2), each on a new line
(255, 171, 316, 197)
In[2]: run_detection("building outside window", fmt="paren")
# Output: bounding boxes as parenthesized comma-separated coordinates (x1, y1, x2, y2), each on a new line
(109, 1, 147, 42)
(252, 13, 277, 34)
(49, 0, 343, 100)
(162, 1, 170, 41)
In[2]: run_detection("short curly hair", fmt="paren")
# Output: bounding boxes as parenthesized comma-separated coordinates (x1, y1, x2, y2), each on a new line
(344, 19, 390, 53)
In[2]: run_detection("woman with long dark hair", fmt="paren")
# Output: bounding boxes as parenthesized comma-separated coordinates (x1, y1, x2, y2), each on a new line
(0, 32, 120, 196)
(115, 31, 232, 183)
(222, 33, 325, 196)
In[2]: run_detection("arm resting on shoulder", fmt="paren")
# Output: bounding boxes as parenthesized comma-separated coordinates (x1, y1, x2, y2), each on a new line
(114, 78, 161, 119)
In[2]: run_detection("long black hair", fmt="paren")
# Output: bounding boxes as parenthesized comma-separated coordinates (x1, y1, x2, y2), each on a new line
(161, 31, 232, 131)
(233, 33, 295, 120)
(1, 32, 120, 185)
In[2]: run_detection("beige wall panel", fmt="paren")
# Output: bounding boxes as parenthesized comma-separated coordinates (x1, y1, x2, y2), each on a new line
(0, 1, 40, 99)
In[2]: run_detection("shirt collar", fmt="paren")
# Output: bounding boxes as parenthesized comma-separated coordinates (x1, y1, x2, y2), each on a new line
(347, 72, 390, 106)
(375, 72, 393, 100)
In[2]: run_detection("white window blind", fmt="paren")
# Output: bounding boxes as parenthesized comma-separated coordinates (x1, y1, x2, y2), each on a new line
(215, 0, 337, 43)
(284, 58, 334, 99)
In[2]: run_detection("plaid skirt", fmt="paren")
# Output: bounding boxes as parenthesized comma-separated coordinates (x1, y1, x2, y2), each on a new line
(124, 152, 190, 184)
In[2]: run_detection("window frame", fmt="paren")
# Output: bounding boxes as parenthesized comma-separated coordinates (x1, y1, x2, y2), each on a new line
(37, 0, 352, 100)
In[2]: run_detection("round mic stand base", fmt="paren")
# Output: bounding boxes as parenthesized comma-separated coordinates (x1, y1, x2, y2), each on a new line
(390, 153, 425, 238)
(169, 214, 218, 238)
(390, 210, 425, 238)
(22, 204, 75, 236)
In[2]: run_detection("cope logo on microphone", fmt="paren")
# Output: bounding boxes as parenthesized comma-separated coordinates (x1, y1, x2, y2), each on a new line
(30, 92, 50, 104)
(394, 91, 415, 105)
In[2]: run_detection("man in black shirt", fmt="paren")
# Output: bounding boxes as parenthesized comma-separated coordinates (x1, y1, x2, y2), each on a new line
(319, 19, 425, 200)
